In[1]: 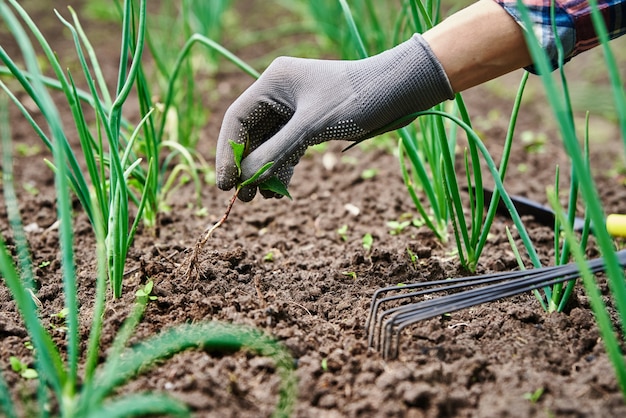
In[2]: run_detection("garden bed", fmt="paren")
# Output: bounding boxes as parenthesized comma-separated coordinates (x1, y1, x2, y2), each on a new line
(2, 1, 626, 417)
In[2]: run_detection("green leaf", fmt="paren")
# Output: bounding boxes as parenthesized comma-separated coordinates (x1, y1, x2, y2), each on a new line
(240, 161, 274, 187)
(259, 176, 292, 199)
(228, 140, 291, 199)
(362, 233, 373, 251)
(9, 357, 22, 373)
(229, 139, 245, 176)
(20, 368, 38, 380)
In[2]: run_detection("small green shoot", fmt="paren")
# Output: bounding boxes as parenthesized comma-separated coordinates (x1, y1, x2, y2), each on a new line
(362, 233, 373, 251)
(50, 308, 70, 328)
(194, 207, 209, 217)
(523, 387, 545, 404)
(9, 357, 38, 380)
(360, 168, 378, 180)
(135, 280, 157, 302)
(337, 224, 349, 242)
(22, 182, 39, 196)
(342, 271, 357, 280)
(51, 307, 69, 320)
(387, 220, 411, 235)
(521, 130, 547, 153)
(321, 358, 328, 372)
(263, 251, 274, 262)
(406, 247, 418, 265)
(50, 307, 69, 332)
(15, 143, 40, 157)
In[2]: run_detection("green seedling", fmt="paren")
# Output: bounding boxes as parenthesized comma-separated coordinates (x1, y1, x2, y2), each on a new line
(50, 307, 69, 332)
(14, 143, 40, 157)
(523, 387, 544, 404)
(387, 220, 411, 235)
(521, 130, 547, 153)
(406, 247, 418, 265)
(342, 271, 357, 280)
(9, 357, 38, 380)
(135, 280, 157, 302)
(194, 207, 209, 217)
(360, 168, 377, 180)
(22, 182, 38, 196)
(337, 224, 349, 242)
(50, 308, 70, 332)
(321, 358, 328, 372)
(362, 233, 373, 251)
(263, 251, 274, 262)
(184, 140, 290, 278)
(52, 307, 69, 320)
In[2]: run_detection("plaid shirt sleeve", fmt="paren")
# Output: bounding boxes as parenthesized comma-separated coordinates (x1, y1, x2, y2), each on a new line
(493, 0, 626, 72)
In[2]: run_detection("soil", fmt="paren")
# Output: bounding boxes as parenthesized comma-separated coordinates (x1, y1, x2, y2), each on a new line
(2, 1, 626, 417)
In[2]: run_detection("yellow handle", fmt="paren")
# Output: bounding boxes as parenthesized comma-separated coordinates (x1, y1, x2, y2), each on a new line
(607, 214, 626, 237)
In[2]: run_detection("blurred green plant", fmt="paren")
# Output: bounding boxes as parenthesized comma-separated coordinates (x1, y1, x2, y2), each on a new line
(307, 0, 443, 58)
(0, 94, 296, 418)
(0, 0, 257, 297)
(145, 0, 232, 152)
(515, 0, 626, 399)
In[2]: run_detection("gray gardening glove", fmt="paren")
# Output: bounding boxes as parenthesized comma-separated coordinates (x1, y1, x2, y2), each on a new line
(216, 33, 454, 201)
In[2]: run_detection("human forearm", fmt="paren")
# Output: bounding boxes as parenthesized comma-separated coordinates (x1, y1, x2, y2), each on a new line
(423, 0, 532, 93)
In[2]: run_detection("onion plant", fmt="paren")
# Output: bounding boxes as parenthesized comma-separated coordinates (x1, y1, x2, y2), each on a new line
(0, 96, 296, 418)
(0, 0, 257, 296)
(515, 0, 626, 398)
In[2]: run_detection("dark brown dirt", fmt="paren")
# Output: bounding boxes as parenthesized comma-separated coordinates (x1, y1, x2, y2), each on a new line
(2, 1, 626, 417)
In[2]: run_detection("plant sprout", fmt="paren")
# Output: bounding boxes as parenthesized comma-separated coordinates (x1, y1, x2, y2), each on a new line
(0, 0, 262, 297)
(387, 220, 411, 235)
(362, 233, 374, 251)
(337, 224, 349, 242)
(516, 0, 626, 398)
(9, 357, 38, 380)
(0, 93, 296, 418)
(183, 140, 290, 279)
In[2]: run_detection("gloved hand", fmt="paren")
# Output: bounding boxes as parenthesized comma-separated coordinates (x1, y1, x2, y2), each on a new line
(216, 33, 454, 201)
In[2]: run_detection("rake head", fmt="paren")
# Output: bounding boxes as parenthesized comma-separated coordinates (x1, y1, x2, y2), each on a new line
(366, 250, 626, 359)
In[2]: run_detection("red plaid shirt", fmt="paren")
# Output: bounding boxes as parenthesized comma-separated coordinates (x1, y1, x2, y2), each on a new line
(494, 0, 626, 71)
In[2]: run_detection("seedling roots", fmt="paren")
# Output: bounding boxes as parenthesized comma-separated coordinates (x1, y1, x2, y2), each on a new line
(182, 188, 239, 280)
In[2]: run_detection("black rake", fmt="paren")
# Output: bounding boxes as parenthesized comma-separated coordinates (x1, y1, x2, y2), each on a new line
(366, 250, 626, 359)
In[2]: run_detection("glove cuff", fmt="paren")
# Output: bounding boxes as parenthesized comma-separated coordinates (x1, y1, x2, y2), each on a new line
(406, 33, 455, 107)
(348, 33, 455, 132)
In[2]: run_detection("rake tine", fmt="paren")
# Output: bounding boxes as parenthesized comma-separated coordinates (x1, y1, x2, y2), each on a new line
(381, 267, 583, 358)
(365, 267, 563, 347)
(381, 266, 589, 358)
(369, 272, 547, 351)
(369, 250, 626, 359)
(367, 265, 565, 349)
